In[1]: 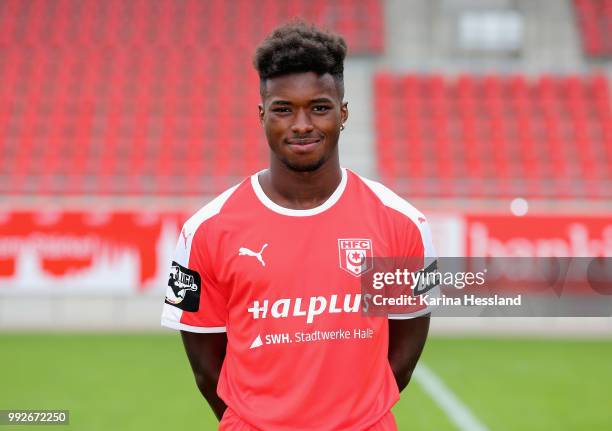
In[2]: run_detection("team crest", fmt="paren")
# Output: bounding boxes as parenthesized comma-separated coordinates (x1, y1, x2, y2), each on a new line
(338, 239, 373, 276)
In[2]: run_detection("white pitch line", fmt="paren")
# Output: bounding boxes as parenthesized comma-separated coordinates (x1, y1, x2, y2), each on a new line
(413, 363, 490, 431)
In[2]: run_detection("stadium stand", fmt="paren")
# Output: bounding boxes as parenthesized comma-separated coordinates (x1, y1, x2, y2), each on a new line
(0, 0, 383, 196)
(374, 72, 612, 199)
(573, 0, 612, 57)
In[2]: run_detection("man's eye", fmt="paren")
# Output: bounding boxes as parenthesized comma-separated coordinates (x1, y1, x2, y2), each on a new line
(313, 106, 331, 112)
(272, 107, 290, 113)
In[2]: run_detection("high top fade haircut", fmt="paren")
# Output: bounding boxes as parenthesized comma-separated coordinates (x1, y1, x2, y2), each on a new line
(253, 20, 348, 99)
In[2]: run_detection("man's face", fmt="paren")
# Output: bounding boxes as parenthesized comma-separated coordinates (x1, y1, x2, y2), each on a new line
(259, 72, 348, 172)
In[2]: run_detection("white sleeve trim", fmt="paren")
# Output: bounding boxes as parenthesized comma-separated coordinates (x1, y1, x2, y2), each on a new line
(389, 281, 440, 319)
(388, 306, 432, 319)
(161, 319, 227, 333)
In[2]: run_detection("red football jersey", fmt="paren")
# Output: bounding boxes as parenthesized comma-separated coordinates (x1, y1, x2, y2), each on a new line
(162, 168, 436, 430)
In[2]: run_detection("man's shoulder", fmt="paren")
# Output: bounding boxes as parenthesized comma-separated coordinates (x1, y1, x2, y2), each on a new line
(182, 179, 249, 237)
(349, 170, 436, 257)
(349, 170, 427, 224)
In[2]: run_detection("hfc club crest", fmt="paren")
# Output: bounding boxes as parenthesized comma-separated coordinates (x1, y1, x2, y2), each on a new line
(338, 238, 373, 276)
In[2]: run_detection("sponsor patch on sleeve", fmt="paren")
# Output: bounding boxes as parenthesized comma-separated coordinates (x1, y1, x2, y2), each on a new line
(165, 261, 201, 312)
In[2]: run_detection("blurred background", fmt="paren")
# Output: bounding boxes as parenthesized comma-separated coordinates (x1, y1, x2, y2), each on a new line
(0, 0, 611, 430)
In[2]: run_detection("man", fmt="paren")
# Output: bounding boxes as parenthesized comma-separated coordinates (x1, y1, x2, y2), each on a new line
(161, 21, 434, 430)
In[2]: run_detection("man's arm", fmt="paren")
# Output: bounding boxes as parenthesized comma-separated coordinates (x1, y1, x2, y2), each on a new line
(388, 314, 430, 392)
(180, 331, 228, 421)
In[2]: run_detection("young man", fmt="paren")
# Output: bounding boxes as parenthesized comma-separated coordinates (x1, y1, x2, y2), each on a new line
(161, 22, 434, 430)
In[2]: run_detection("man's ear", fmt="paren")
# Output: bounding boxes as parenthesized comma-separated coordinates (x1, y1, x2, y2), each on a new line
(341, 101, 349, 125)
(258, 104, 264, 125)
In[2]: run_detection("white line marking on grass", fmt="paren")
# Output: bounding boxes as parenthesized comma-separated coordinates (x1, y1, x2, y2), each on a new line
(413, 363, 490, 431)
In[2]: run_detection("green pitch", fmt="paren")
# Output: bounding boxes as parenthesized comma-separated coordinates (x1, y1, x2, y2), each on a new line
(0, 334, 610, 430)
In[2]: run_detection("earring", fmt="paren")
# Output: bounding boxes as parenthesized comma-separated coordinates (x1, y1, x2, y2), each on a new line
(340, 124, 345, 131)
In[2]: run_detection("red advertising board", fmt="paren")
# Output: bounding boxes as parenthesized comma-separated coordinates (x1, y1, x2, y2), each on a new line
(0, 211, 610, 292)
(0, 211, 185, 292)
(466, 215, 612, 257)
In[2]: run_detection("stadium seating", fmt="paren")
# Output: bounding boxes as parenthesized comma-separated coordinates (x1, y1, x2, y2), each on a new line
(573, 0, 612, 57)
(0, 0, 383, 195)
(374, 73, 612, 199)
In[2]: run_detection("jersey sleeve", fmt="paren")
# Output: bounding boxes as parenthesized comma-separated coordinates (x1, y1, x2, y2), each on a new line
(161, 223, 228, 333)
(358, 175, 439, 319)
(387, 214, 439, 320)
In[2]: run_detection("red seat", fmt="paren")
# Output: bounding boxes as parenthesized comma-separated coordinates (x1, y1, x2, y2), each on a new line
(2, 0, 384, 196)
(573, 0, 612, 57)
(374, 73, 612, 199)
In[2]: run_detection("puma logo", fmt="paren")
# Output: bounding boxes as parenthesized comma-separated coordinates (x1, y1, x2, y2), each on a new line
(238, 244, 268, 267)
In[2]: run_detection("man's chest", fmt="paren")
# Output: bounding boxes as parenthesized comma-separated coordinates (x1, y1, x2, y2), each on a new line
(213, 218, 393, 298)
(205, 218, 392, 328)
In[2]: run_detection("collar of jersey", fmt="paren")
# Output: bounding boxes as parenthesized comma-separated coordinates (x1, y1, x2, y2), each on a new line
(250, 167, 348, 217)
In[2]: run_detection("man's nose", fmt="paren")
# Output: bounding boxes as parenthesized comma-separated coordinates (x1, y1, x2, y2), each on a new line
(291, 109, 314, 134)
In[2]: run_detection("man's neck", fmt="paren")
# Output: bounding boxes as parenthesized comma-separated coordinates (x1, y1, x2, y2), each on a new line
(258, 158, 343, 211)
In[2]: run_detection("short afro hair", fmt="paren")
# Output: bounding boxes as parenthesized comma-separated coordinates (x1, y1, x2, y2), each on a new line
(253, 20, 348, 96)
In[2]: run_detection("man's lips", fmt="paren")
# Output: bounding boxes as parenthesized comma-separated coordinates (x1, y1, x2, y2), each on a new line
(287, 138, 321, 145)
(286, 138, 322, 153)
